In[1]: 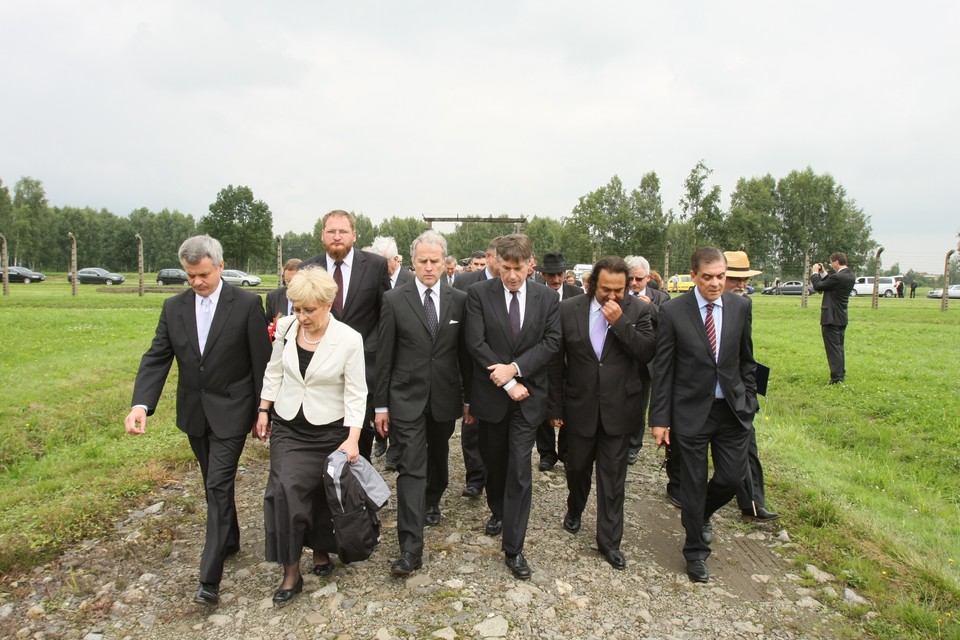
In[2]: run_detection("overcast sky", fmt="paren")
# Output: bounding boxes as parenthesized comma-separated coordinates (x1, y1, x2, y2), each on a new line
(2, 1, 957, 272)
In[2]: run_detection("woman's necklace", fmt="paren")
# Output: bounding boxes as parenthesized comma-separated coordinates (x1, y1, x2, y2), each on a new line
(301, 327, 323, 345)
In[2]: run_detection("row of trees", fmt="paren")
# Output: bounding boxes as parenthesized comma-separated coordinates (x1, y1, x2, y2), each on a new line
(3, 165, 953, 283)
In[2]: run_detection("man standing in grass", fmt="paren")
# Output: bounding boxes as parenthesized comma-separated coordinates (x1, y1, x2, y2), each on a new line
(124, 235, 271, 606)
(810, 252, 856, 384)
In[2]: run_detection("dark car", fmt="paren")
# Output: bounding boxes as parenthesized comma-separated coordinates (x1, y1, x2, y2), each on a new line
(68, 268, 126, 285)
(761, 280, 813, 295)
(5, 266, 47, 283)
(157, 268, 189, 285)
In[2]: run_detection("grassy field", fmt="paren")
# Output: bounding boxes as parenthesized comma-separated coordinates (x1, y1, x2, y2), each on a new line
(1, 281, 958, 638)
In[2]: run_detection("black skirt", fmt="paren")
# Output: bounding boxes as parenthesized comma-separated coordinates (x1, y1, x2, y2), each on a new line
(264, 414, 347, 564)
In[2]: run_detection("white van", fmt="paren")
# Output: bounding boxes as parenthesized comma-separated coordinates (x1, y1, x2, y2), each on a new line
(572, 263, 593, 279)
(851, 276, 897, 298)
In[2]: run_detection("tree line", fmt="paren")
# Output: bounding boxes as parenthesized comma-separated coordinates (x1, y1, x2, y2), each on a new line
(4, 163, 949, 283)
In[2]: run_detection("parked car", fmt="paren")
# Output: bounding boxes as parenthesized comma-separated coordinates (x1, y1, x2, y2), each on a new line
(5, 266, 46, 283)
(850, 276, 897, 297)
(760, 280, 812, 295)
(68, 268, 126, 285)
(221, 269, 261, 286)
(927, 284, 960, 299)
(668, 275, 696, 293)
(156, 268, 188, 285)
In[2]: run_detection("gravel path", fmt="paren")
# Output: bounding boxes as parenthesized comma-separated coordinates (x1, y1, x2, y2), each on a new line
(1, 427, 869, 639)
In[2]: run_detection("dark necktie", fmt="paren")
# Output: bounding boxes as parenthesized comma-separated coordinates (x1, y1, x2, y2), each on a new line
(509, 291, 521, 341)
(704, 302, 717, 360)
(424, 288, 438, 340)
(332, 260, 344, 318)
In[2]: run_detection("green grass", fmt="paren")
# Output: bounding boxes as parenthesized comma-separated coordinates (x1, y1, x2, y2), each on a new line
(1, 284, 959, 638)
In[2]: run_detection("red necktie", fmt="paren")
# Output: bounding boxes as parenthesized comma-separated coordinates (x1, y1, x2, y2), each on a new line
(332, 260, 344, 317)
(704, 302, 716, 360)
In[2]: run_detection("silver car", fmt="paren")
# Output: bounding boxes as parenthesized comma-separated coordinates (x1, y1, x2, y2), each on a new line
(927, 284, 960, 299)
(221, 269, 262, 286)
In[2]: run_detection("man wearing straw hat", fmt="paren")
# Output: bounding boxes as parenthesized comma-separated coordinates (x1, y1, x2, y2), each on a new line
(722, 250, 780, 521)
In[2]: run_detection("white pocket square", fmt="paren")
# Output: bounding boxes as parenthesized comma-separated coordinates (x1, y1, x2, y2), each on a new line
(449, 319, 459, 324)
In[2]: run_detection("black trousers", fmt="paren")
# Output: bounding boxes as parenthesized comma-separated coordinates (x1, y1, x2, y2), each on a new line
(736, 428, 766, 511)
(627, 378, 652, 454)
(565, 417, 630, 552)
(479, 406, 536, 556)
(188, 426, 247, 585)
(461, 419, 486, 491)
(535, 420, 567, 463)
(392, 411, 455, 556)
(674, 401, 751, 562)
(821, 323, 847, 382)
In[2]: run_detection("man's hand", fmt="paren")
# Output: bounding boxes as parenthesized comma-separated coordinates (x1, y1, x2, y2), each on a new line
(124, 407, 147, 435)
(507, 383, 529, 402)
(600, 299, 622, 325)
(374, 411, 390, 438)
(652, 426, 670, 446)
(462, 405, 475, 425)
(487, 363, 517, 387)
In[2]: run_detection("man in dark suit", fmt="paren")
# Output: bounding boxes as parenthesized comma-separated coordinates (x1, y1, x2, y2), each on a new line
(369, 235, 415, 466)
(299, 210, 391, 460)
(265, 258, 302, 325)
(443, 256, 459, 287)
(534, 252, 583, 471)
(124, 235, 271, 605)
(464, 234, 561, 580)
(453, 238, 502, 498)
(548, 257, 655, 570)
(810, 252, 856, 384)
(650, 247, 758, 583)
(375, 230, 470, 576)
(624, 255, 670, 466)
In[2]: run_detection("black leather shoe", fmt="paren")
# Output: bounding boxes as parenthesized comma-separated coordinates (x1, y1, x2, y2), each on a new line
(562, 513, 581, 534)
(702, 520, 714, 544)
(537, 458, 556, 472)
(272, 575, 303, 604)
(373, 441, 387, 457)
(505, 552, 532, 580)
(602, 549, 627, 570)
(425, 505, 441, 526)
(742, 507, 781, 521)
(312, 560, 335, 576)
(829, 378, 844, 385)
(390, 551, 423, 576)
(484, 515, 503, 536)
(666, 492, 682, 509)
(626, 450, 639, 465)
(224, 543, 240, 556)
(193, 582, 219, 606)
(686, 559, 709, 583)
(461, 485, 482, 498)
(384, 460, 397, 471)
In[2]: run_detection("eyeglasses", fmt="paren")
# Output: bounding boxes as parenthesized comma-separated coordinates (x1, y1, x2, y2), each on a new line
(292, 307, 320, 316)
(629, 275, 649, 282)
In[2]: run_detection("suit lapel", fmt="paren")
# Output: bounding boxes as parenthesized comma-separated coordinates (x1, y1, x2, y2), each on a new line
(401, 282, 433, 338)
(437, 284, 454, 333)
(342, 251, 366, 317)
(181, 291, 202, 359)
(573, 295, 596, 360)
(519, 285, 540, 347)
(683, 291, 714, 359)
(303, 319, 341, 380)
(486, 280, 514, 346)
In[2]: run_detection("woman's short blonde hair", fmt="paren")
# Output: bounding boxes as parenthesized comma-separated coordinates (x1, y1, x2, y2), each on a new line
(286, 266, 337, 306)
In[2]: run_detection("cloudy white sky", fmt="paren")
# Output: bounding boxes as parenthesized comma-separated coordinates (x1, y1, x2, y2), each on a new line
(2, 1, 957, 272)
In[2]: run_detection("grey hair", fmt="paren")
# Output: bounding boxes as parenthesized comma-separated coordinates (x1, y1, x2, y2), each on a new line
(179, 235, 223, 266)
(624, 255, 650, 275)
(371, 236, 399, 260)
(410, 229, 448, 260)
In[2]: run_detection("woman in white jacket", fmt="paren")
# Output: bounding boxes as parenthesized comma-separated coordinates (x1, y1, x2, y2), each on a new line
(255, 267, 367, 604)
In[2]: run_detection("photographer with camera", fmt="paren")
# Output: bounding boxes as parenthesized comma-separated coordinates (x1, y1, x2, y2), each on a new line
(810, 253, 856, 384)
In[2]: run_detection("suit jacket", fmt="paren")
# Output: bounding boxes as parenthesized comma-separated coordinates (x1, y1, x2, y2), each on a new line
(556, 282, 584, 301)
(260, 315, 367, 427)
(393, 267, 415, 288)
(453, 269, 489, 291)
(265, 286, 290, 323)
(375, 280, 470, 423)
(810, 267, 856, 326)
(649, 290, 758, 436)
(548, 294, 655, 437)
(132, 282, 271, 438)
(464, 279, 561, 426)
(299, 249, 391, 388)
